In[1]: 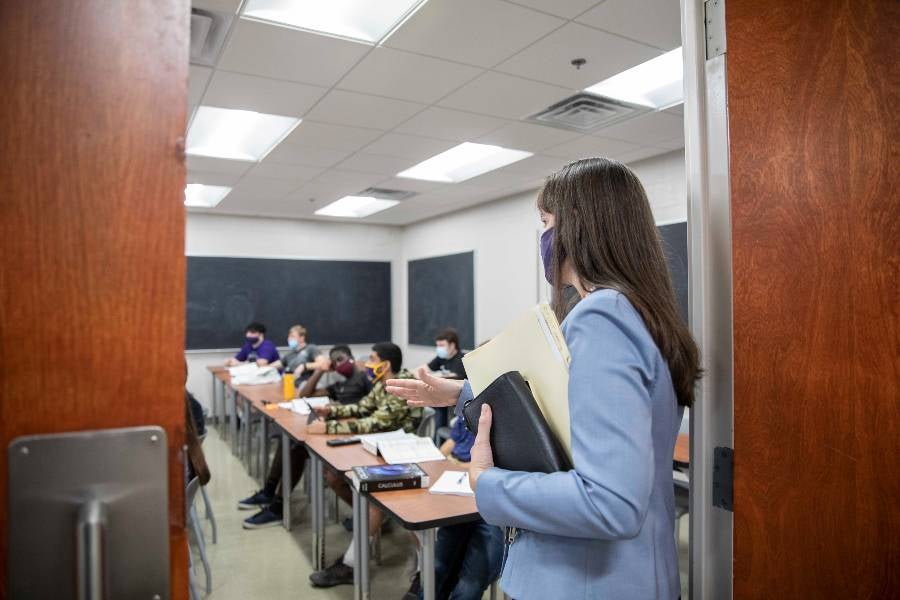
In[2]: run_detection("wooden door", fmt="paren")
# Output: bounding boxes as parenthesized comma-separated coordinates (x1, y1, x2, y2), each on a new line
(0, 1, 189, 597)
(727, 0, 899, 596)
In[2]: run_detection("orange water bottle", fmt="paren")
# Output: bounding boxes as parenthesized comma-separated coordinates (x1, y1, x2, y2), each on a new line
(282, 372, 295, 399)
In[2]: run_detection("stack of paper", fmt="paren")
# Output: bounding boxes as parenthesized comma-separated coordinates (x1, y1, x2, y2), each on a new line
(378, 436, 446, 465)
(428, 470, 474, 496)
(230, 364, 281, 386)
(276, 397, 330, 414)
(462, 303, 573, 459)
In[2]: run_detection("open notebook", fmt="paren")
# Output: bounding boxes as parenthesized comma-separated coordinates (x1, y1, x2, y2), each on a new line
(359, 431, 445, 464)
(428, 470, 474, 497)
(462, 303, 572, 460)
(277, 397, 330, 414)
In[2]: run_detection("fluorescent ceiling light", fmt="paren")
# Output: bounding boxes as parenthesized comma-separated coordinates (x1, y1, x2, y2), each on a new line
(584, 47, 683, 109)
(315, 196, 399, 218)
(242, 0, 429, 45)
(397, 142, 533, 183)
(184, 184, 231, 208)
(186, 106, 300, 162)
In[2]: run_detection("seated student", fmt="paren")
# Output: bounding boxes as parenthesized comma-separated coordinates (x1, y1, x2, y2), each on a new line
(296, 344, 371, 404)
(418, 328, 468, 379)
(238, 345, 369, 529)
(307, 342, 417, 588)
(404, 417, 504, 600)
(269, 324, 321, 382)
(225, 322, 279, 366)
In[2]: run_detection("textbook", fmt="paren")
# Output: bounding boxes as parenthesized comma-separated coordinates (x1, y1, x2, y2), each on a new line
(462, 303, 572, 460)
(358, 429, 408, 455)
(350, 463, 430, 493)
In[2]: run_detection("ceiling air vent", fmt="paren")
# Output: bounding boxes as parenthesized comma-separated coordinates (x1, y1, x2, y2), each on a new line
(190, 8, 233, 67)
(357, 187, 417, 202)
(528, 93, 649, 133)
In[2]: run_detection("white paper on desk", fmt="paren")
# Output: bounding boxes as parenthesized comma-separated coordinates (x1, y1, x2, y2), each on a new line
(230, 365, 280, 386)
(278, 397, 330, 414)
(429, 471, 473, 496)
(356, 429, 407, 455)
(378, 436, 446, 465)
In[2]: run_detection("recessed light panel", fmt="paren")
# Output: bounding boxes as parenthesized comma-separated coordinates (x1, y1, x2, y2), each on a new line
(584, 47, 683, 109)
(314, 195, 399, 218)
(184, 184, 231, 207)
(397, 142, 533, 183)
(186, 106, 300, 162)
(242, 0, 429, 45)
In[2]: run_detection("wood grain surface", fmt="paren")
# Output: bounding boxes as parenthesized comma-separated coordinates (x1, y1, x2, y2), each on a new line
(0, 0, 189, 597)
(727, 0, 899, 597)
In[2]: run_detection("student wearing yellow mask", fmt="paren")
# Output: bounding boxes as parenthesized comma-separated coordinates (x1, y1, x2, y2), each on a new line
(307, 342, 418, 588)
(307, 342, 418, 435)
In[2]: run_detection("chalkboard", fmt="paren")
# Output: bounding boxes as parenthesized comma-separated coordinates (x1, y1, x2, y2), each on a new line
(186, 257, 391, 350)
(658, 221, 689, 324)
(408, 252, 475, 349)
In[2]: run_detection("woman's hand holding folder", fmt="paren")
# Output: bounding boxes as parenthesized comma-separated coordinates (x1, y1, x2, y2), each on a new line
(385, 367, 463, 408)
(469, 404, 495, 491)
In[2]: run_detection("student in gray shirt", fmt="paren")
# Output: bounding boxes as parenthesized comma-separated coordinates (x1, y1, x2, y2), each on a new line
(270, 324, 321, 383)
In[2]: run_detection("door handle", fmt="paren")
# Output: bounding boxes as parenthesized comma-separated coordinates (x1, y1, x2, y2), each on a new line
(76, 499, 107, 600)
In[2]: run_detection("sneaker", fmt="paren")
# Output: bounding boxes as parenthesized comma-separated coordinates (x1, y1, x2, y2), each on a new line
(402, 572, 421, 600)
(242, 507, 282, 529)
(309, 559, 354, 588)
(237, 489, 273, 510)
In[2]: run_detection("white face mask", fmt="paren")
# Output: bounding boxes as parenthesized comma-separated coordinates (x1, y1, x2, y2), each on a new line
(435, 345, 449, 360)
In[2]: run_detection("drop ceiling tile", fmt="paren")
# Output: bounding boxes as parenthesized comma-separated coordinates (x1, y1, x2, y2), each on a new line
(375, 176, 447, 194)
(543, 135, 641, 159)
(576, 0, 681, 50)
(202, 71, 327, 116)
(286, 179, 370, 207)
(186, 155, 253, 175)
(466, 168, 542, 190)
(476, 121, 582, 153)
(361, 133, 458, 160)
(664, 104, 684, 116)
(186, 169, 244, 186)
(384, 0, 564, 68)
(245, 161, 324, 181)
(394, 107, 508, 141)
(504, 0, 602, 19)
(230, 175, 301, 199)
(303, 89, 425, 130)
(338, 47, 482, 104)
(438, 71, 571, 119)
(494, 153, 575, 175)
(263, 142, 353, 168)
(311, 169, 384, 190)
(616, 146, 669, 164)
(655, 136, 684, 151)
(593, 111, 684, 145)
(282, 121, 384, 152)
(335, 153, 416, 176)
(218, 19, 369, 86)
(189, 65, 213, 105)
(495, 22, 661, 89)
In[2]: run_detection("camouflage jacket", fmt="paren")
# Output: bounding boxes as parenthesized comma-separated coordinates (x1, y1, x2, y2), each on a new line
(326, 369, 421, 435)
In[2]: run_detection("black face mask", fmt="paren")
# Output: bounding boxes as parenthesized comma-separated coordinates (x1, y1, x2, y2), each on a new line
(246, 336, 260, 345)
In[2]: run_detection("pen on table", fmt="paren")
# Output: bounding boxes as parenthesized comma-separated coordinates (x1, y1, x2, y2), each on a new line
(457, 472, 468, 484)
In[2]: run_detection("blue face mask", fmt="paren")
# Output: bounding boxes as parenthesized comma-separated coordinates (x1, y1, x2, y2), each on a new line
(435, 346, 449, 360)
(287, 338, 299, 349)
(540, 227, 554, 284)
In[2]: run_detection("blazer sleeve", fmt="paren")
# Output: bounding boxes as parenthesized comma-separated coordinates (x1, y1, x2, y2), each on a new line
(475, 295, 656, 540)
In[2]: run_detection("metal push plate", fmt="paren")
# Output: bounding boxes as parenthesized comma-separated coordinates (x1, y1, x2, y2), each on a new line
(8, 426, 170, 599)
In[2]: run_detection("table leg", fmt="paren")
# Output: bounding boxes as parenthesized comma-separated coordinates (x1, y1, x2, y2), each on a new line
(217, 378, 225, 429)
(421, 528, 436, 600)
(281, 430, 291, 531)
(229, 389, 238, 454)
(310, 454, 325, 571)
(359, 494, 370, 600)
(210, 373, 218, 427)
(259, 415, 268, 485)
(243, 398, 251, 469)
(352, 488, 361, 599)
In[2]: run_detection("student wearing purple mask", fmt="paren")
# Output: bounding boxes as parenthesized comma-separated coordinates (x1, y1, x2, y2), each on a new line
(225, 322, 280, 367)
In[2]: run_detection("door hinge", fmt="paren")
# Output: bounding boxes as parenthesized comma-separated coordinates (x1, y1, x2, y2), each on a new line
(712, 446, 733, 511)
(704, 0, 726, 59)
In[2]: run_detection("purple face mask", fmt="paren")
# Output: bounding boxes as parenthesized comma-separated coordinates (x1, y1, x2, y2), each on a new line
(540, 227, 554, 284)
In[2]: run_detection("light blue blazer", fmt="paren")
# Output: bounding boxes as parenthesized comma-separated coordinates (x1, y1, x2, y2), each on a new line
(459, 290, 683, 600)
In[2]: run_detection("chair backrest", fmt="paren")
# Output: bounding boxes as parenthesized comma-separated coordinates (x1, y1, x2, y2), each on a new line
(417, 407, 436, 440)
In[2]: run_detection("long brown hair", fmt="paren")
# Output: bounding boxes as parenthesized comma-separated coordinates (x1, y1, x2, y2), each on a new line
(538, 157, 701, 406)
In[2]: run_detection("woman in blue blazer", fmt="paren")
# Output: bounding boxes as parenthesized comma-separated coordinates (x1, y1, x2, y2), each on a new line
(388, 158, 701, 600)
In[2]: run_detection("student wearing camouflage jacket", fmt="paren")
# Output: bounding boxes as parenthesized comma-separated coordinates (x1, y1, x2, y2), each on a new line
(308, 341, 421, 588)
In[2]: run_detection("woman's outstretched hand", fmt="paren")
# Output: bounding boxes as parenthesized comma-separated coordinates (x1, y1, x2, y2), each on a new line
(469, 404, 495, 491)
(385, 367, 464, 408)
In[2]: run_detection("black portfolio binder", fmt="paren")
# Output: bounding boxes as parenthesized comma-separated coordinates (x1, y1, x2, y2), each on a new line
(462, 371, 572, 473)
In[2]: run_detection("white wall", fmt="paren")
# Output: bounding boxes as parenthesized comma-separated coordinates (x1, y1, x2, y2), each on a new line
(184, 213, 402, 410)
(184, 150, 686, 411)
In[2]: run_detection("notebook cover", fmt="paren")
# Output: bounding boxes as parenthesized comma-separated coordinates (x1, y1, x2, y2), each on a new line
(463, 371, 572, 473)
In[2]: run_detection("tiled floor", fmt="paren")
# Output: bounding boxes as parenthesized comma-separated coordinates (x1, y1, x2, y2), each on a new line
(191, 426, 690, 599)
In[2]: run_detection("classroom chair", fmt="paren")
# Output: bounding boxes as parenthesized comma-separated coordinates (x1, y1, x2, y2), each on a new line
(417, 407, 437, 441)
(186, 476, 212, 596)
(196, 433, 218, 544)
